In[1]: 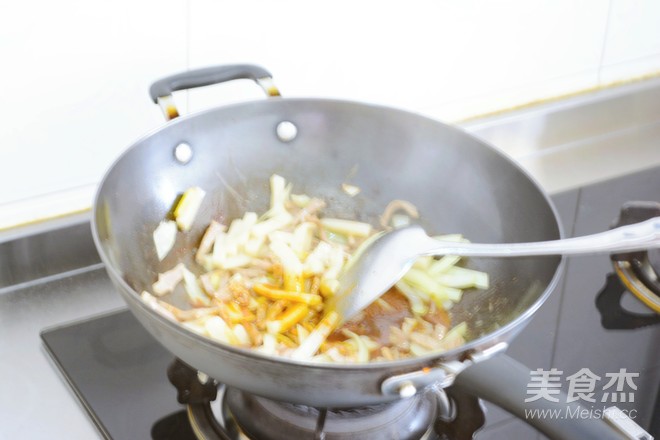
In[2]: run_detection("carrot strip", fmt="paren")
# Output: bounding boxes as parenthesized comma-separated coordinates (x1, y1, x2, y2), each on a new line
(283, 274, 305, 292)
(268, 303, 309, 333)
(253, 283, 322, 306)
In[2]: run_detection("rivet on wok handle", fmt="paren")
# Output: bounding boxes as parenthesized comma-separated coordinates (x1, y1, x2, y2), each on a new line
(380, 342, 509, 398)
(148, 64, 281, 121)
(381, 361, 464, 398)
(174, 142, 193, 164)
(276, 121, 298, 142)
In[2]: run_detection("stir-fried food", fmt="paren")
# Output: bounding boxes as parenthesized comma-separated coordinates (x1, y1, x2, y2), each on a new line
(143, 175, 489, 363)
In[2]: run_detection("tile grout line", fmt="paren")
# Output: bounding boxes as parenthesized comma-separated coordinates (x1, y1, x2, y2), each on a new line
(596, 0, 614, 86)
(185, 0, 191, 112)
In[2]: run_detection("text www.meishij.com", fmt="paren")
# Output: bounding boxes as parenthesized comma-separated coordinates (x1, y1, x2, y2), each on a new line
(525, 406, 637, 420)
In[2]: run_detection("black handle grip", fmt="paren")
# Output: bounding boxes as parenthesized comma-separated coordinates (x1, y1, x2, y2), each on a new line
(149, 64, 276, 102)
(453, 355, 625, 440)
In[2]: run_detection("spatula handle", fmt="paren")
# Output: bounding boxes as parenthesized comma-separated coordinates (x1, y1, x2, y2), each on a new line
(423, 217, 660, 258)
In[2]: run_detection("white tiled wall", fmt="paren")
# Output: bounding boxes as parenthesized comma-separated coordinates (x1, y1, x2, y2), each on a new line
(0, 0, 187, 228)
(187, 0, 609, 118)
(1, 0, 660, 229)
(600, 0, 660, 83)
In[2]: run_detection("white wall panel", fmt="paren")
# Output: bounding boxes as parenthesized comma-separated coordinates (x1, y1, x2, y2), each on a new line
(188, 0, 607, 120)
(600, 0, 660, 84)
(0, 0, 187, 207)
(2, 0, 660, 227)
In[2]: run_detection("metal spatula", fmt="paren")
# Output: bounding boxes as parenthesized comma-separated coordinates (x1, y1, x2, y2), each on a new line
(332, 217, 660, 324)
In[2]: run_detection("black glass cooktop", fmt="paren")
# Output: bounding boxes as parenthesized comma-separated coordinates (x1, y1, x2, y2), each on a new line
(41, 309, 197, 440)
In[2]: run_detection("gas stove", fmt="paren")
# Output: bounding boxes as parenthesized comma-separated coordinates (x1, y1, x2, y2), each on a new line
(33, 166, 659, 440)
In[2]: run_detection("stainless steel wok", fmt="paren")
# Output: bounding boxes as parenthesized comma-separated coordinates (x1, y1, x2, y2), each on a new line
(92, 65, 623, 439)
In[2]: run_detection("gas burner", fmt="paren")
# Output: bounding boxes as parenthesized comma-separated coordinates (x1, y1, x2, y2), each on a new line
(168, 359, 485, 440)
(596, 201, 660, 329)
(611, 201, 660, 313)
(221, 387, 436, 440)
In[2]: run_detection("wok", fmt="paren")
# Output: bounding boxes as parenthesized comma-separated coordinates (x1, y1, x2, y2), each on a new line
(92, 65, 621, 439)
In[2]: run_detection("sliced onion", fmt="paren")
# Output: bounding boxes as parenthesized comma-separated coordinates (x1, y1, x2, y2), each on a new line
(153, 220, 177, 261)
(320, 218, 372, 237)
(174, 186, 206, 231)
(341, 183, 361, 197)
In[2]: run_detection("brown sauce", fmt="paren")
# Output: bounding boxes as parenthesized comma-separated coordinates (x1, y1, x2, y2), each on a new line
(329, 289, 451, 345)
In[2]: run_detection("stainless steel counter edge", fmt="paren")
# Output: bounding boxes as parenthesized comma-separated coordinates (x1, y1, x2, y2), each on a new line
(0, 216, 101, 292)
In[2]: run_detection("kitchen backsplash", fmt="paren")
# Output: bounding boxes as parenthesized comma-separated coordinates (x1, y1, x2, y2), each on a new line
(2, 0, 660, 229)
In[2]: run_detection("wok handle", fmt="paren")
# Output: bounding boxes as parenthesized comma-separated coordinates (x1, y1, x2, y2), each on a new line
(149, 64, 281, 120)
(452, 354, 631, 440)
